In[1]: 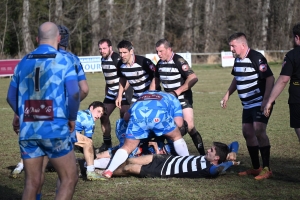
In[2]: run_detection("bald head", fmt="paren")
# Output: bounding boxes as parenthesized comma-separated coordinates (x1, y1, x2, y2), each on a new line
(37, 22, 60, 46)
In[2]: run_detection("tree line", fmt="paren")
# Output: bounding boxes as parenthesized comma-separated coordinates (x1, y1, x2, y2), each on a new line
(0, 0, 299, 62)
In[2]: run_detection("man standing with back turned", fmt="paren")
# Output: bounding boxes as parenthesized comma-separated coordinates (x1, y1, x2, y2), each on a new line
(221, 32, 274, 180)
(264, 23, 300, 142)
(7, 22, 80, 199)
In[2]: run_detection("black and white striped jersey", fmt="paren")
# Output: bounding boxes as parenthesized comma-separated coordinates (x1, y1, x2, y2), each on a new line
(231, 49, 273, 109)
(155, 54, 194, 105)
(101, 52, 121, 100)
(161, 155, 212, 178)
(117, 55, 156, 103)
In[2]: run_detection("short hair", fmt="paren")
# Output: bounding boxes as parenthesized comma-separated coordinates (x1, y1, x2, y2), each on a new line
(213, 142, 229, 164)
(117, 40, 134, 51)
(156, 39, 172, 48)
(88, 101, 106, 113)
(228, 32, 247, 43)
(98, 39, 112, 47)
(293, 23, 300, 38)
(57, 25, 69, 48)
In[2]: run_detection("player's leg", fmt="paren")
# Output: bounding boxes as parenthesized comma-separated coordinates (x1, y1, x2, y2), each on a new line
(120, 100, 130, 119)
(239, 108, 262, 176)
(253, 106, 272, 180)
(103, 138, 141, 178)
(127, 154, 154, 165)
(19, 140, 45, 200)
(75, 133, 105, 180)
(290, 104, 300, 142)
(157, 114, 189, 156)
(99, 100, 116, 152)
(41, 137, 78, 199)
(295, 128, 300, 142)
(164, 127, 189, 156)
(36, 156, 50, 199)
(183, 107, 205, 155)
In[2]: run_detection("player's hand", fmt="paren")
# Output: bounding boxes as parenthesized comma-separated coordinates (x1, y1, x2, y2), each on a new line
(115, 96, 122, 109)
(264, 102, 272, 117)
(220, 94, 229, 109)
(220, 98, 228, 109)
(68, 121, 75, 132)
(12, 114, 20, 135)
(232, 161, 240, 166)
(227, 152, 236, 161)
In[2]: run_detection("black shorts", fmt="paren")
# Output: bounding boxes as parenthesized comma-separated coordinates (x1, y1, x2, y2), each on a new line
(181, 96, 193, 109)
(103, 97, 130, 106)
(139, 154, 171, 178)
(289, 104, 300, 128)
(242, 106, 272, 124)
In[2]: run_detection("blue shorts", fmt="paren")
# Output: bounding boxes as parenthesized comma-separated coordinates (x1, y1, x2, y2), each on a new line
(19, 137, 73, 159)
(126, 109, 176, 140)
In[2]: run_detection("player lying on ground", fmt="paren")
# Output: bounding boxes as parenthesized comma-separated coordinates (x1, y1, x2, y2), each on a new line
(93, 118, 177, 169)
(111, 141, 240, 178)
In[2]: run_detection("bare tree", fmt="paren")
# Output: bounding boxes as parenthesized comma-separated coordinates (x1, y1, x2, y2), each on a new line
(204, 0, 216, 53)
(0, 0, 8, 55)
(261, 0, 270, 49)
(55, 0, 63, 24)
(156, 0, 166, 41)
(90, 0, 100, 55)
(106, 0, 114, 39)
(184, 0, 194, 52)
(22, 0, 34, 54)
(133, 0, 141, 48)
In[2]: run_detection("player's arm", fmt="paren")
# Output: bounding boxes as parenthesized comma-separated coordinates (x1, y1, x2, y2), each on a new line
(148, 141, 160, 154)
(66, 79, 80, 132)
(7, 84, 18, 114)
(116, 77, 127, 108)
(78, 80, 89, 101)
(261, 75, 275, 111)
(220, 78, 237, 109)
(175, 73, 198, 96)
(210, 160, 240, 175)
(227, 141, 239, 161)
(76, 62, 89, 101)
(264, 75, 290, 117)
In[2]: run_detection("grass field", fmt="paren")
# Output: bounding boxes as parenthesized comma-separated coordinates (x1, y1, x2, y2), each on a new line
(1, 63, 300, 200)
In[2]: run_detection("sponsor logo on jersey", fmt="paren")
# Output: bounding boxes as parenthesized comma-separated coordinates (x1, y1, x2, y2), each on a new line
(259, 64, 267, 72)
(182, 64, 189, 71)
(153, 118, 160, 123)
(24, 100, 53, 122)
(149, 64, 156, 71)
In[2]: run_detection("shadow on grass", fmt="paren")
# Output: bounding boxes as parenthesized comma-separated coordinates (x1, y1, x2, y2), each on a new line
(233, 155, 300, 183)
(0, 185, 22, 200)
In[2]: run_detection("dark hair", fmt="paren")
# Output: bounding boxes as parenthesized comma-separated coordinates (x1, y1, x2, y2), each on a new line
(293, 23, 300, 38)
(57, 25, 69, 48)
(98, 38, 112, 47)
(117, 40, 134, 51)
(228, 32, 247, 43)
(88, 101, 106, 113)
(156, 39, 172, 48)
(213, 142, 229, 164)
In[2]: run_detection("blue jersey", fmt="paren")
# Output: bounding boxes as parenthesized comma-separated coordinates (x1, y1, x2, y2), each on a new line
(128, 90, 183, 119)
(126, 90, 183, 139)
(75, 109, 95, 138)
(59, 48, 86, 82)
(7, 44, 80, 140)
